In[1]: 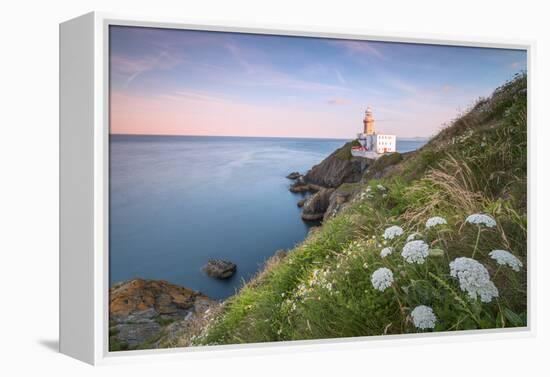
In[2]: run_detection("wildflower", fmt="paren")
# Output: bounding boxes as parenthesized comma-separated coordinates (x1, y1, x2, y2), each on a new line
(401, 240, 429, 264)
(465, 213, 497, 228)
(383, 225, 404, 240)
(489, 250, 523, 272)
(382, 193, 388, 198)
(406, 232, 423, 242)
(425, 216, 447, 229)
(377, 184, 386, 191)
(411, 305, 437, 330)
(371, 267, 394, 291)
(449, 257, 499, 302)
(380, 247, 393, 258)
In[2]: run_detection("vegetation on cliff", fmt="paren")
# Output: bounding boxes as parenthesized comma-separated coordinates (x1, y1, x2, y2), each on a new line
(189, 73, 527, 346)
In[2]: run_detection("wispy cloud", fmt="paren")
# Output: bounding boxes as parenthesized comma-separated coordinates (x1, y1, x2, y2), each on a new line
(335, 40, 386, 60)
(111, 51, 180, 86)
(162, 90, 233, 104)
(224, 43, 255, 74)
(334, 69, 347, 85)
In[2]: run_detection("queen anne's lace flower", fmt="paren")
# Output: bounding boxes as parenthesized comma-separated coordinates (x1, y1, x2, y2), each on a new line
(380, 247, 393, 258)
(406, 232, 422, 242)
(425, 216, 447, 229)
(377, 184, 386, 191)
(401, 240, 429, 264)
(489, 250, 523, 272)
(371, 267, 394, 292)
(383, 225, 404, 240)
(465, 213, 496, 228)
(449, 257, 499, 302)
(411, 305, 437, 329)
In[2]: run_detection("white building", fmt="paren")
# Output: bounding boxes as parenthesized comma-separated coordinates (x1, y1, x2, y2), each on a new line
(352, 107, 396, 157)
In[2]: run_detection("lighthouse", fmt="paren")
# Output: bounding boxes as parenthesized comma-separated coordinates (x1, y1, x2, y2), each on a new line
(353, 107, 396, 157)
(363, 106, 376, 135)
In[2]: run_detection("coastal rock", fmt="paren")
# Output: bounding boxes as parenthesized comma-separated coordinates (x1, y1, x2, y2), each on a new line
(323, 190, 353, 222)
(202, 259, 237, 279)
(301, 188, 335, 221)
(289, 176, 322, 193)
(303, 141, 373, 188)
(109, 279, 216, 350)
(297, 198, 307, 207)
(286, 172, 301, 180)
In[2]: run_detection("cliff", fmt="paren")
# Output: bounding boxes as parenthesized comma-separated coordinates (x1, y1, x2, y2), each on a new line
(295, 145, 407, 222)
(303, 140, 371, 188)
(190, 73, 527, 346)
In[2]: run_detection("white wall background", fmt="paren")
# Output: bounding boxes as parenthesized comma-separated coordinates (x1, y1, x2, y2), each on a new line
(0, 0, 548, 375)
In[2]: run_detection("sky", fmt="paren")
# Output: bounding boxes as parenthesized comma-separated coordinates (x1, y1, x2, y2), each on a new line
(109, 26, 526, 139)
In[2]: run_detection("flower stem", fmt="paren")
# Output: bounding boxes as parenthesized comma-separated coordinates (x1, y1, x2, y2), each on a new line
(472, 227, 481, 258)
(391, 284, 406, 330)
(493, 265, 502, 280)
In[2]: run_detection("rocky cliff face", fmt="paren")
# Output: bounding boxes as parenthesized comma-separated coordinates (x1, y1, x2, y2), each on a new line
(301, 188, 335, 221)
(109, 279, 216, 350)
(303, 142, 373, 188)
(290, 141, 407, 222)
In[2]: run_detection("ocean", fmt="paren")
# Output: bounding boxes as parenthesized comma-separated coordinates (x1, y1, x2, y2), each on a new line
(109, 135, 426, 299)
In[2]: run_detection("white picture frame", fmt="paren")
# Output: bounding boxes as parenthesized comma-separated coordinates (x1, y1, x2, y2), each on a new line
(59, 11, 535, 365)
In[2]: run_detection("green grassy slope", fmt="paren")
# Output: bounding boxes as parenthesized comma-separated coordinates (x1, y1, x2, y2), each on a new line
(189, 73, 527, 346)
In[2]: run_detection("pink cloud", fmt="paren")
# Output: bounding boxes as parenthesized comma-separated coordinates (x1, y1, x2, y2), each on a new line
(327, 97, 350, 105)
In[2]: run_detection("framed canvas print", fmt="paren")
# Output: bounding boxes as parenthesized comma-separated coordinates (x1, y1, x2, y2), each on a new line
(59, 12, 533, 365)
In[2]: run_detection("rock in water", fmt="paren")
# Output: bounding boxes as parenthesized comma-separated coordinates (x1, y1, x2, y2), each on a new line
(202, 259, 237, 279)
(286, 172, 301, 180)
(297, 198, 307, 207)
(301, 188, 335, 221)
(109, 279, 215, 350)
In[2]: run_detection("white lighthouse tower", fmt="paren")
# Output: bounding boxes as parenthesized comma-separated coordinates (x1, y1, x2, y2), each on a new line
(352, 107, 396, 157)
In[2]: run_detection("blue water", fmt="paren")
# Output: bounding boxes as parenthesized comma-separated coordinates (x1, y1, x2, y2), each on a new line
(109, 135, 426, 299)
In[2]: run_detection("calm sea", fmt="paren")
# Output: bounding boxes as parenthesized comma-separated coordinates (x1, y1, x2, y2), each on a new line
(109, 135, 426, 299)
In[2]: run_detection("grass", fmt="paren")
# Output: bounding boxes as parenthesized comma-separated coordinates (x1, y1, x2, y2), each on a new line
(334, 139, 362, 160)
(188, 73, 527, 346)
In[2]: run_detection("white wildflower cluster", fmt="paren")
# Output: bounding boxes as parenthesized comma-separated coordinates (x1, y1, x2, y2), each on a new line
(401, 240, 429, 264)
(342, 240, 366, 259)
(309, 268, 335, 293)
(371, 267, 394, 292)
(449, 257, 499, 303)
(359, 188, 374, 200)
(380, 247, 393, 258)
(489, 250, 523, 272)
(377, 184, 386, 191)
(383, 225, 404, 240)
(411, 305, 437, 330)
(425, 216, 447, 229)
(465, 213, 497, 228)
(406, 232, 423, 242)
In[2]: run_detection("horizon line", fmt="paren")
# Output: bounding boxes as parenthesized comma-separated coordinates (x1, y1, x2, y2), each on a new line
(109, 132, 432, 140)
